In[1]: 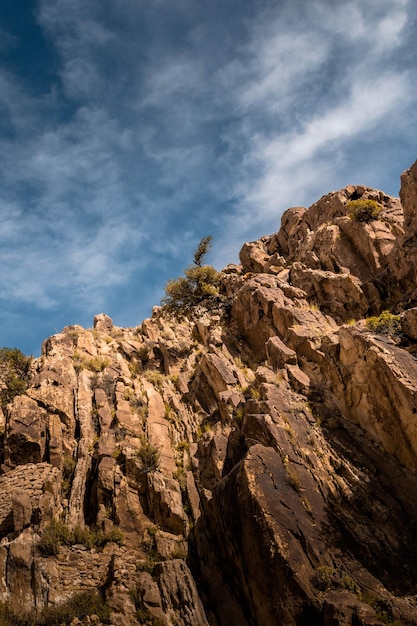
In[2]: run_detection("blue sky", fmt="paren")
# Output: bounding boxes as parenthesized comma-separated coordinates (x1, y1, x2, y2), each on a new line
(0, 0, 416, 355)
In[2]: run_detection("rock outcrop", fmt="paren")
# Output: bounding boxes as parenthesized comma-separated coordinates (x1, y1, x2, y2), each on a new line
(1, 160, 417, 624)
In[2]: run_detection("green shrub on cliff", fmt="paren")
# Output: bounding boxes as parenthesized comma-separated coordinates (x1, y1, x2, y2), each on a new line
(347, 198, 382, 223)
(38, 590, 111, 625)
(0, 591, 111, 625)
(38, 519, 124, 556)
(0, 348, 32, 408)
(162, 236, 221, 313)
(136, 437, 160, 474)
(365, 310, 401, 335)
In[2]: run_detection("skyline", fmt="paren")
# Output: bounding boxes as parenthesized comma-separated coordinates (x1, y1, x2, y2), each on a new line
(0, 0, 416, 355)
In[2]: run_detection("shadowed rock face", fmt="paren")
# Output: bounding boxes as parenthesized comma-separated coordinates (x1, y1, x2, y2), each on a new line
(1, 161, 417, 625)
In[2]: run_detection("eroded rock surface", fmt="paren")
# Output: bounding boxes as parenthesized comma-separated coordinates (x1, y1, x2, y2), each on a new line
(1, 160, 417, 624)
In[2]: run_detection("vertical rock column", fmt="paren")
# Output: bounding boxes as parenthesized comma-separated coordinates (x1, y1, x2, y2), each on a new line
(68, 371, 95, 528)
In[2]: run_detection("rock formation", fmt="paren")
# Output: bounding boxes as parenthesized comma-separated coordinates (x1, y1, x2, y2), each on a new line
(1, 162, 417, 624)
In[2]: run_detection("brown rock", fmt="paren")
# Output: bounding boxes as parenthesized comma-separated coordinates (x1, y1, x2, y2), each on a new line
(11, 490, 32, 534)
(1, 162, 417, 626)
(266, 336, 297, 370)
(146, 472, 188, 535)
(401, 307, 417, 339)
(93, 313, 114, 332)
(232, 275, 294, 360)
(338, 325, 417, 472)
(290, 263, 368, 323)
(400, 158, 417, 231)
(5, 396, 47, 468)
(155, 559, 209, 626)
(239, 241, 269, 273)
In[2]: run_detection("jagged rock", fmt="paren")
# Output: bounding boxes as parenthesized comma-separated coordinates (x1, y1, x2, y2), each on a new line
(232, 275, 296, 360)
(155, 559, 209, 626)
(338, 325, 417, 473)
(93, 313, 114, 332)
(266, 335, 297, 370)
(290, 263, 369, 322)
(7, 528, 35, 610)
(401, 307, 417, 339)
(199, 349, 237, 399)
(4, 396, 48, 468)
(11, 489, 32, 533)
(239, 241, 269, 273)
(1, 161, 417, 624)
(400, 158, 417, 231)
(278, 206, 308, 256)
(145, 471, 188, 535)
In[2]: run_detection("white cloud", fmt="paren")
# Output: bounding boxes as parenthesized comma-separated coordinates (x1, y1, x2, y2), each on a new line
(0, 0, 415, 352)
(216, 0, 414, 228)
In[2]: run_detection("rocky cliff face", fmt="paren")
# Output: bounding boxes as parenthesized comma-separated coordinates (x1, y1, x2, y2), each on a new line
(2, 162, 417, 625)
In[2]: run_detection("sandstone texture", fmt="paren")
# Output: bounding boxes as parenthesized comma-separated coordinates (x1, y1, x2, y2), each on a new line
(1, 161, 417, 624)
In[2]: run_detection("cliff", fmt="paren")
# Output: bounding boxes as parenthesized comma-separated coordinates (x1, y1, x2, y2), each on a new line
(1, 160, 417, 625)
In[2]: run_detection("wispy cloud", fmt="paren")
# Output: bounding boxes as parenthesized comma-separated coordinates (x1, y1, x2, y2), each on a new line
(0, 0, 415, 352)
(211, 0, 414, 260)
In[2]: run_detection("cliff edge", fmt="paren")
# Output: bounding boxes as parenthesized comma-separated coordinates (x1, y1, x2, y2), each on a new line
(1, 161, 417, 625)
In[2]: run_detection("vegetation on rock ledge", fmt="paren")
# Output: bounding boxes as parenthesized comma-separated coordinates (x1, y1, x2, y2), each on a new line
(0, 347, 32, 408)
(38, 519, 124, 556)
(161, 236, 221, 313)
(347, 198, 382, 223)
(0, 590, 111, 625)
(365, 310, 401, 335)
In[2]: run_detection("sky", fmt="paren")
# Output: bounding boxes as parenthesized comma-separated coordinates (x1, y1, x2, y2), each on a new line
(0, 0, 416, 355)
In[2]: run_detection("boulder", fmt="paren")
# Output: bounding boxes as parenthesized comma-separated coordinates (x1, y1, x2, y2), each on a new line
(11, 490, 32, 534)
(5, 396, 47, 468)
(93, 313, 114, 332)
(400, 158, 417, 231)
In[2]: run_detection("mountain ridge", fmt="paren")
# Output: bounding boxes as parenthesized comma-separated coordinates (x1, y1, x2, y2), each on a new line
(1, 160, 417, 625)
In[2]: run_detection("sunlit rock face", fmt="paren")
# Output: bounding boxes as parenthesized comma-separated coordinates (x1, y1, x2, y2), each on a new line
(0, 160, 417, 625)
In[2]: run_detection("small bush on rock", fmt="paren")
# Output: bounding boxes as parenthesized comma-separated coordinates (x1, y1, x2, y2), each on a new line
(162, 236, 221, 313)
(38, 520, 124, 555)
(137, 437, 160, 474)
(311, 565, 335, 591)
(365, 310, 401, 335)
(37, 590, 111, 625)
(38, 519, 71, 556)
(0, 347, 32, 408)
(0, 591, 111, 626)
(0, 601, 31, 626)
(347, 199, 382, 223)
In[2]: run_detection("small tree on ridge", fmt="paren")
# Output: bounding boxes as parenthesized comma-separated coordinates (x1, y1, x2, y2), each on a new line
(161, 236, 221, 313)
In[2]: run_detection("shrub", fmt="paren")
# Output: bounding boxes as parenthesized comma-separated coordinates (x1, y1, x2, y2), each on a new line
(347, 198, 382, 223)
(311, 565, 335, 591)
(86, 356, 109, 373)
(101, 373, 115, 401)
(0, 591, 111, 626)
(173, 467, 187, 492)
(38, 519, 71, 556)
(0, 601, 31, 626)
(162, 236, 221, 313)
(177, 440, 190, 452)
(61, 456, 76, 499)
(73, 354, 109, 374)
(138, 344, 151, 364)
(104, 526, 125, 545)
(144, 369, 166, 388)
(137, 437, 160, 474)
(38, 520, 124, 555)
(365, 310, 401, 335)
(37, 590, 111, 625)
(0, 348, 32, 408)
